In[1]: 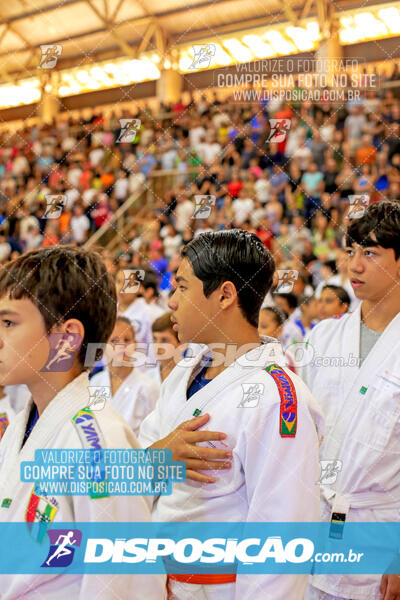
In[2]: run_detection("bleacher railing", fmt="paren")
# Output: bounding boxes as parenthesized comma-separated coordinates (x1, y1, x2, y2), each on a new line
(84, 167, 199, 251)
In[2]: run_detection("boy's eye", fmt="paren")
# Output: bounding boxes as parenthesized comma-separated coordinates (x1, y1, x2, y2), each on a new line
(3, 319, 15, 327)
(364, 250, 375, 257)
(179, 285, 187, 291)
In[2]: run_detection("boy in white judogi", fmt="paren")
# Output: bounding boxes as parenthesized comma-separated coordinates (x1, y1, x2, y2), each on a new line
(140, 230, 324, 600)
(299, 201, 400, 600)
(0, 247, 165, 600)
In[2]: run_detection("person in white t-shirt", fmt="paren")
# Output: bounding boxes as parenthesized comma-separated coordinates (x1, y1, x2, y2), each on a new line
(174, 193, 194, 233)
(160, 224, 182, 259)
(199, 132, 221, 165)
(254, 171, 270, 203)
(114, 170, 129, 203)
(292, 131, 312, 171)
(232, 189, 254, 225)
(115, 269, 154, 356)
(70, 204, 90, 245)
(140, 272, 167, 326)
(128, 164, 145, 194)
(67, 165, 82, 188)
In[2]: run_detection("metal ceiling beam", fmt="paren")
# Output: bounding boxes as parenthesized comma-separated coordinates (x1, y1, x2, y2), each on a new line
(86, 0, 137, 57)
(111, 0, 126, 22)
(0, 23, 9, 45)
(0, 0, 232, 28)
(276, 0, 298, 25)
(301, 0, 315, 20)
(1, 0, 86, 24)
(137, 22, 156, 55)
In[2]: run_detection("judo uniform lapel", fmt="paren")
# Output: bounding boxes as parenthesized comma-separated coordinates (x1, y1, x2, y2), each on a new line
(0, 373, 92, 508)
(169, 339, 285, 429)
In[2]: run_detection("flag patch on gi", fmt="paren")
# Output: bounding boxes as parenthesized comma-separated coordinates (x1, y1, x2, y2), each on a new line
(25, 487, 58, 544)
(0, 412, 9, 438)
(265, 364, 297, 437)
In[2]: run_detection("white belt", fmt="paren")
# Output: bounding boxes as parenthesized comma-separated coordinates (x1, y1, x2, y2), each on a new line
(321, 485, 398, 517)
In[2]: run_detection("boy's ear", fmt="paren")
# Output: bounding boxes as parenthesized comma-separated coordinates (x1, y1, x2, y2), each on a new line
(219, 281, 237, 309)
(59, 319, 85, 351)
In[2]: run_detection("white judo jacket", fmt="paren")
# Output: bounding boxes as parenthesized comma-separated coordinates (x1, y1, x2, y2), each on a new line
(90, 367, 160, 437)
(139, 339, 324, 600)
(299, 304, 400, 600)
(0, 371, 165, 600)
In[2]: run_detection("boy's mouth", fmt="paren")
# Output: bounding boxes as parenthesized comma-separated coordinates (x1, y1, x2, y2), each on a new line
(351, 278, 364, 288)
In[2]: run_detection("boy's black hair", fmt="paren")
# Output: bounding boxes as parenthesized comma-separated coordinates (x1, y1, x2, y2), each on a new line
(181, 229, 275, 327)
(298, 294, 316, 308)
(345, 200, 400, 259)
(261, 306, 287, 327)
(323, 260, 337, 275)
(274, 292, 298, 310)
(142, 270, 160, 298)
(0, 246, 117, 367)
(322, 285, 351, 307)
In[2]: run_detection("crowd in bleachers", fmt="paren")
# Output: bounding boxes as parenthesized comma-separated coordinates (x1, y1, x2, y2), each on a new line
(0, 68, 400, 355)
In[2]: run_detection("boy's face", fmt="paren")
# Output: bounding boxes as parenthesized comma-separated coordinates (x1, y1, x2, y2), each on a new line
(152, 329, 179, 366)
(319, 289, 346, 320)
(274, 296, 290, 314)
(153, 329, 179, 348)
(347, 239, 400, 302)
(305, 297, 319, 320)
(168, 258, 220, 344)
(258, 310, 282, 339)
(0, 296, 55, 386)
(108, 320, 136, 365)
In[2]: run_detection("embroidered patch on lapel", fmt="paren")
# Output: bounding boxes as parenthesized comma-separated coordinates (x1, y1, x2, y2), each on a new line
(0, 413, 9, 438)
(25, 487, 58, 544)
(72, 407, 109, 499)
(1, 497, 12, 508)
(265, 364, 297, 438)
(72, 407, 105, 450)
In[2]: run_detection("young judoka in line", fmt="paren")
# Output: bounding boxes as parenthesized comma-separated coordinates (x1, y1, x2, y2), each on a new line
(139, 229, 324, 600)
(0, 247, 165, 599)
(90, 315, 160, 437)
(299, 201, 400, 600)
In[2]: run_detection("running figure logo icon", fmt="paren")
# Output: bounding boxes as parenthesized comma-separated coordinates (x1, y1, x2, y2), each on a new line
(238, 383, 264, 408)
(38, 45, 63, 69)
(319, 459, 343, 485)
(121, 269, 145, 294)
(275, 270, 299, 293)
(348, 194, 369, 219)
(42, 529, 82, 567)
(116, 119, 141, 143)
(193, 195, 216, 219)
(189, 44, 216, 69)
(44, 195, 66, 219)
(267, 119, 291, 143)
(87, 386, 110, 411)
(41, 333, 82, 372)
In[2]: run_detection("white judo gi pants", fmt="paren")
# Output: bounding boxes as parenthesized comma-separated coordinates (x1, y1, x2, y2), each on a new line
(167, 580, 235, 599)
